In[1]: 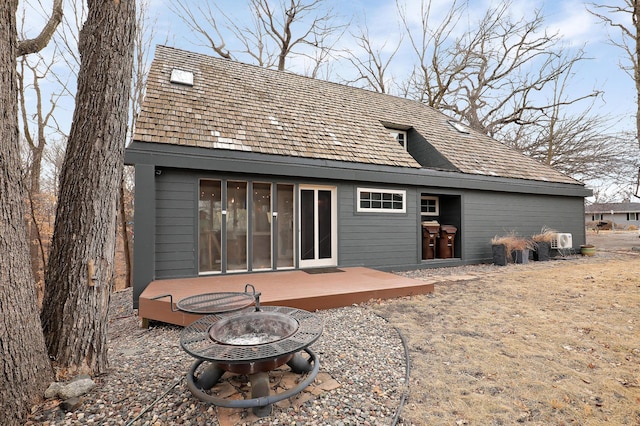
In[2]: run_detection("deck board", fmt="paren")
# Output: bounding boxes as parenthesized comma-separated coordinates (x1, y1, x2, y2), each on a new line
(138, 267, 434, 326)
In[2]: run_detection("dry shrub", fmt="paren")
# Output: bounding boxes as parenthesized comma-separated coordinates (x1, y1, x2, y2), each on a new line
(491, 232, 535, 253)
(627, 225, 638, 231)
(532, 226, 558, 243)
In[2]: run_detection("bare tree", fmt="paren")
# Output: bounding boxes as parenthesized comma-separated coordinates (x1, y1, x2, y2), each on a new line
(0, 0, 62, 422)
(460, 4, 598, 137)
(398, 0, 468, 105)
(588, 1, 640, 197)
(41, 0, 135, 376)
(171, 0, 346, 72)
(170, 0, 233, 59)
(341, 19, 403, 93)
(398, 1, 599, 138)
(17, 48, 62, 285)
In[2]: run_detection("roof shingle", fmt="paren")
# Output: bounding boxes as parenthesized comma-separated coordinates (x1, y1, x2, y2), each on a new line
(133, 46, 580, 185)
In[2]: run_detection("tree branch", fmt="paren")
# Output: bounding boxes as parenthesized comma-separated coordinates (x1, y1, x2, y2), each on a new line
(17, 0, 63, 57)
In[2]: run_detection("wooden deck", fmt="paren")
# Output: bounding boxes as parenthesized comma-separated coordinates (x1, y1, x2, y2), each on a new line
(138, 267, 434, 326)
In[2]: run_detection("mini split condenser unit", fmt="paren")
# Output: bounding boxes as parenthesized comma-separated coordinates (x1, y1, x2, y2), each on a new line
(551, 233, 573, 249)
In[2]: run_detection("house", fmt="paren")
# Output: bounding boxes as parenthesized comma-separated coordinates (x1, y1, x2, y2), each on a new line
(125, 46, 591, 307)
(585, 201, 640, 229)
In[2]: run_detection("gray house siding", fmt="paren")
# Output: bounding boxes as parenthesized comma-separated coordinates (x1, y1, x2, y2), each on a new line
(406, 129, 456, 171)
(155, 170, 196, 279)
(462, 191, 586, 263)
(338, 183, 419, 268)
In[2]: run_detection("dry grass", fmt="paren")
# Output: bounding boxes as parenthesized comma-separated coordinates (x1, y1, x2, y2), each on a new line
(373, 255, 640, 425)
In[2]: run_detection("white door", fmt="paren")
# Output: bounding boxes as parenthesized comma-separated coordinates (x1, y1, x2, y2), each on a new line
(299, 185, 337, 268)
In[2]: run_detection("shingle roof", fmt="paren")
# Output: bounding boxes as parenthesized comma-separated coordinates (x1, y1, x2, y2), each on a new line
(585, 202, 640, 213)
(133, 45, 580, 185)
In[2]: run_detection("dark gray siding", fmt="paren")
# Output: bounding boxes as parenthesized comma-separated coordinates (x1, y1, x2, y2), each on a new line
(338, 183, 419, 268)
(155, 170, 197, 278)
(407, 129, 457, 171)
(462, 190, 586, 263)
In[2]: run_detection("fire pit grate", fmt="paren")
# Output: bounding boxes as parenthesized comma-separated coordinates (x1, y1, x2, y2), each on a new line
(176, 284, 260, 314)
(180, 306, 323, 364)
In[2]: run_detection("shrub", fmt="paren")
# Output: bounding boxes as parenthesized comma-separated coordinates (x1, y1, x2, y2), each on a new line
(532, 226, 558, 243)
(491, 232, 535, 254)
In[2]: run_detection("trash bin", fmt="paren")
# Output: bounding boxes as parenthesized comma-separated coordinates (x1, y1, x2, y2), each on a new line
(437, 225, 457, 258)
(421, 222, 440, 260)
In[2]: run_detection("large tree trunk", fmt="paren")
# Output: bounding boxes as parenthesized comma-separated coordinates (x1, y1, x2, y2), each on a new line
(41, 0, 135, 376)
(0, 1, 53, 423)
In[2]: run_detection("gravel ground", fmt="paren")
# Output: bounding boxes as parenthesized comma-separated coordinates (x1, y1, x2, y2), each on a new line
(27, 287, 410, 426)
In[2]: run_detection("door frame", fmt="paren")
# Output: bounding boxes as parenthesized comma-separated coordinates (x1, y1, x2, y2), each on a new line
(298, 185, 338, 268)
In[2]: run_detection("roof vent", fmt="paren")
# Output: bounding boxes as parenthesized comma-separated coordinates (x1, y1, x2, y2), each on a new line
(448, 120, 470, 134)
(170, 69, 194, 86)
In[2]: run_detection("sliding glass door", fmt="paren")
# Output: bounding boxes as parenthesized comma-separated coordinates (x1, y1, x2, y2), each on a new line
(199, 180, 297, 273)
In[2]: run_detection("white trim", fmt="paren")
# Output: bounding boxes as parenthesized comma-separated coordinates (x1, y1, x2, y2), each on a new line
(357, 187, 406, 213)
(299, 185, 338, 268)
(420, 195, 439, 216)
(388, 129, 407, 150)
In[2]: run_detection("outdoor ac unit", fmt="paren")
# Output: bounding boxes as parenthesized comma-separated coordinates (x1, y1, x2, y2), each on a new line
(551, 233, 573, 249)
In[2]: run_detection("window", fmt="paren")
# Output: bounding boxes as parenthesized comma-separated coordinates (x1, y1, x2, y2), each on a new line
(448, 120, 470, 134)
(421, 196, 439, 216)
(357, 188, 406, 213)
(199, 180, 222, 273)
(627, 212, 639, 221)
(389, 130, 407, 149)
(592, 214, 604, 221)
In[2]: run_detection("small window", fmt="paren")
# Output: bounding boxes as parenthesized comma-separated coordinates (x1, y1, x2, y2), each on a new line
(448, 120, 470, 134)
(592, 214, 603, 221)
(170, 69, 194, 86)
(389, 130, 407, 149)
(627, 212, 639, 221)
(421, 196, 439, 216)
(357, 188, 406, 213)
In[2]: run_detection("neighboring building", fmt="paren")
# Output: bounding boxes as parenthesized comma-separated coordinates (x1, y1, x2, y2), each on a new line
(585, 202, 640, 229)
(125, 46, 591, 307)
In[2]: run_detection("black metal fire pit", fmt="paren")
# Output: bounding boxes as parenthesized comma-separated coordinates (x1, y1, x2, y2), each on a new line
(180, 305, 323, 417)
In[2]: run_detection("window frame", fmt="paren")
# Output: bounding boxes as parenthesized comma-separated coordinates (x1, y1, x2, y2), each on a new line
(356, 187, 406, 213)
(388, 129, 407, 150)
(627, 212, 639, 221)
(420, 195, 440, 216)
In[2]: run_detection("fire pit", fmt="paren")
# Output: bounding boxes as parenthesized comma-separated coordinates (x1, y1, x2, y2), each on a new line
(180, 306, 323, 417)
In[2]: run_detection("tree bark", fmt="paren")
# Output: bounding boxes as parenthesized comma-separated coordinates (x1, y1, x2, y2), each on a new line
(41, 0, 135, 376)
(0, 1, 53, 423)
(17, 0, 63, 57)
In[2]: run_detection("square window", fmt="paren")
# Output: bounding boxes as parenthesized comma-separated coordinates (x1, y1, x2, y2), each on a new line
(421, 195, 439, 216)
